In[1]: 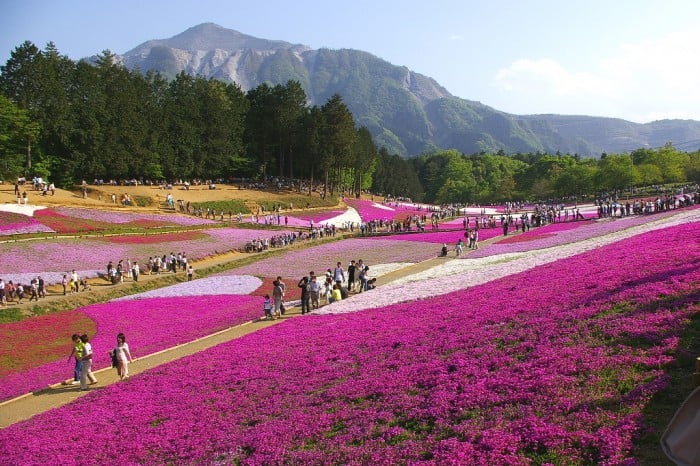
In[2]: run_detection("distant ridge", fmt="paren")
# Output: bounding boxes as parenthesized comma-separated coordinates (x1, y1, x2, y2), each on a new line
(109, 23, 700, 157)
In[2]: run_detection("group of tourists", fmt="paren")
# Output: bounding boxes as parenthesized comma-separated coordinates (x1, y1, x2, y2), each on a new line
(265, 259, 376, 319)
(67, 332, 133, 391)
(144, 253, 192, 278)
(0, 276, 47, 305)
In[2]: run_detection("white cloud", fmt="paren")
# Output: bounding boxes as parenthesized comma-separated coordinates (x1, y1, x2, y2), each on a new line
(491, 29, 700, 122)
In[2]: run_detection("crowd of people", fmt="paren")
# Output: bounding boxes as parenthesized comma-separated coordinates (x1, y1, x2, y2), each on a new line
(264, 259, 377, 319)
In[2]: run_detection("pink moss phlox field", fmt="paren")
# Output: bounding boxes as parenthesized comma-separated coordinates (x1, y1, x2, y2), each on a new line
(374, 227, 502, 244)
(1, 219, 697, 464)
(234, 238, 437, 278)
(0, 227, 287, 283)
(344, 198, 424, 222)
(0, 294, 262, 402)
(0, 211, 56, 235)
(51, 206, 218, 226)
(472, 207, 699, 258)
(291, 209, 346, 223)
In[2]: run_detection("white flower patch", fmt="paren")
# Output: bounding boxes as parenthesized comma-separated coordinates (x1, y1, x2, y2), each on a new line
(364, 262, 415, 277)
(113, 275, 263, 301)
(0, 204, 47, 216)
(315, 208, 700, 314)
(371, 202, 395, 211)
(319, 207, 362, 227)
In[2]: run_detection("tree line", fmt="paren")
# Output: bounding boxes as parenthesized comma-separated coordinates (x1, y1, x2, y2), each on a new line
(2, 41, 699, 204)
(0, 42, 376, 197)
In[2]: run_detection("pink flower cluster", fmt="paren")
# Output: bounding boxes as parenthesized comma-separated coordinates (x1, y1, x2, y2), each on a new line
(0, 211, 55, 235)
(51, 206, 218, 226)
(0, 217, 696, 464)
(344, 198, 424, 222)
(0, 294, 262, 402)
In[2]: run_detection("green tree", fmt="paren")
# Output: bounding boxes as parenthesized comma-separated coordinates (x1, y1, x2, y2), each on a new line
(0, 95, 39, 178)
(350, 126, 378, 197)
(245, 83, 276, 179)
(596, 153, 638, 193)
(320, 94, 356, 196)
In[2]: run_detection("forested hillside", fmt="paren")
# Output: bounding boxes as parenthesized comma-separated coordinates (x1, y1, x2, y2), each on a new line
(2, 42, 700, 204)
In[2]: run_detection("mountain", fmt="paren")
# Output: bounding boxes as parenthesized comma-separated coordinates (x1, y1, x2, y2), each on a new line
(113, 23, 700, 157)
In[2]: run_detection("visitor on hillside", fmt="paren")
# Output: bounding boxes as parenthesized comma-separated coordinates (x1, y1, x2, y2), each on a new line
(132, 262, 140, 282)
(309, 274, 321, 310)
(67, 333, 84, 385)
(263, 295, 273, 320)
(38, 276, 46, 298)
(329, 283, 342, 303)
(298, 276, 311, 314)
(16, 283, 25, 304)
(333, 262, 345, 284)
(110, 333, 134, 380)
(272, 279, 285, 318)
(187, 265, 194, 281)
(71, 270, 80, 293)
(79, 334, 98, 391)
(29, 278, 39, 302)
(347, 260, 357, 292)
(337, 280, 349, 300)
(470, 229, 479, 249)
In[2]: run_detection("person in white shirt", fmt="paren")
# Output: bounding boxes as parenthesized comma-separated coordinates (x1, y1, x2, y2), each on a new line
(79, 334, 98, 390)
(112, 333, 134, 380)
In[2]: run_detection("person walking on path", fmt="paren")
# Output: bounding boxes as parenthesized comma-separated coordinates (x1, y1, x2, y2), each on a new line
(111, 333, 134, 380)
(263, 295, 273, 320)
(132, 262, 140, 282)
(272, 279, 285, 318)
(79, 334, 98, 391)
(347, 260, 357, 292)
(309, 274, 321, 310)
(67, 334, 84, 385)
(333, 262, 345, 284)
(298, 276, 311, 314)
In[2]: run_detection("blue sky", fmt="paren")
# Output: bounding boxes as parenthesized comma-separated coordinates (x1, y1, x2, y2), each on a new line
(2, 0, 700, 123)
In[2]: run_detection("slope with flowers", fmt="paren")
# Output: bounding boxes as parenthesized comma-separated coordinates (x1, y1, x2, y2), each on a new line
(0, 276, 266, 402)
(0, 206, 697, 464)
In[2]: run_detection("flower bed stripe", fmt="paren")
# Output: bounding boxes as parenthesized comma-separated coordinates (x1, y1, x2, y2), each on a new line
(0, 294, 262, 402)
(0, 215, 696, 464)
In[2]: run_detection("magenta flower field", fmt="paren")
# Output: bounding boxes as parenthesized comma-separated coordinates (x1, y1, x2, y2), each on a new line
(344, 198, 424, 222)
(0, 214, 697, 464)
(0, 294, 262, 402)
